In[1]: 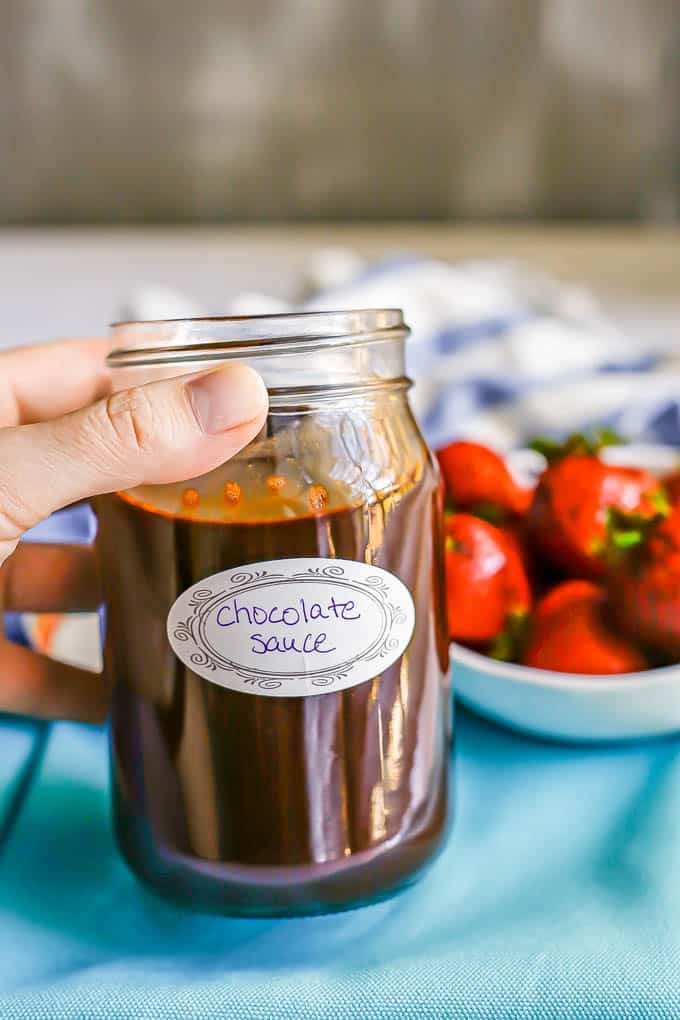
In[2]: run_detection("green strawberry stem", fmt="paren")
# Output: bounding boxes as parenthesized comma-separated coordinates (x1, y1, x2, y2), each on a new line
(488, 609, 530, 662)
(529, 427, 623, 464)
(467, 501, 509, 525)
(605, 502, 669, 557)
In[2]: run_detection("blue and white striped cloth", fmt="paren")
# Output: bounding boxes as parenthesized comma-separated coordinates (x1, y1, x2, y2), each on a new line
(299, 254, 680, 449)
(196, 252, 677, 450)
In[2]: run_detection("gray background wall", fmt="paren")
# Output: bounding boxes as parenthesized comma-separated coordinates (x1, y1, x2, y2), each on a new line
(2, 0, 679, 223)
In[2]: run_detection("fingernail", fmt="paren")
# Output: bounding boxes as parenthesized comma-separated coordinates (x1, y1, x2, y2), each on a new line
(187, 364, 268, 435)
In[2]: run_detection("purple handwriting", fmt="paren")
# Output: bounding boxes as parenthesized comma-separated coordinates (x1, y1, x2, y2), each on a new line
(250, 632, 336, 655)
(216, 596, 360, 629)
(215, 595, 360, 657)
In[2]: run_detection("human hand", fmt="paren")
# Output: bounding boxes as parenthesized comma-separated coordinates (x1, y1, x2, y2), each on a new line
(0, 338, 268, 722)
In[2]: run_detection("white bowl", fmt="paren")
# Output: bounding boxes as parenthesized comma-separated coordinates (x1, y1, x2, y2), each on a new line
(452, 643, 680, 743)
(449, 433, 680, 743)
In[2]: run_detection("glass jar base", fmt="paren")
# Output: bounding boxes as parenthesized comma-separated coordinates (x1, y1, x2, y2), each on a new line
(115, 807, 451, 918)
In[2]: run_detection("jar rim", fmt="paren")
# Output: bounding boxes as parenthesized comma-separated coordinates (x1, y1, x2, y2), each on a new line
(108, 308, 409, 370)
(111, 308, 404, 330)
(107, 309, 411, 405)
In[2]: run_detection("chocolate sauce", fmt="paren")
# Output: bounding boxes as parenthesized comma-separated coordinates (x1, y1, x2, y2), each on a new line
(95, 462, 450, 915)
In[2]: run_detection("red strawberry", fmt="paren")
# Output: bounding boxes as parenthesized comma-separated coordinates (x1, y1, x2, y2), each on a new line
(528, 453, 666, 580)
(523, 580, 647, 675)
(607, 505, 680, 658)
(533, 578, 597, 621)
(662, 469, 680, 505)
(445, 514, 530, 648)
(497, 524, 532, 601)
(436, 440, 532, 518)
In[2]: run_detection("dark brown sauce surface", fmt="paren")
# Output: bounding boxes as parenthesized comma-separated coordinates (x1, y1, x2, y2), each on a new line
(95, 465, 451, 914)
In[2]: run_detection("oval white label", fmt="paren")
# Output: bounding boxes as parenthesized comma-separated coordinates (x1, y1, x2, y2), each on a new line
(166, 558, 416, 697)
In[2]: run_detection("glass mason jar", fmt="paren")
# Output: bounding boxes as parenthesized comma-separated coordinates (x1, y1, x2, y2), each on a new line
(96, 309, 451, 916)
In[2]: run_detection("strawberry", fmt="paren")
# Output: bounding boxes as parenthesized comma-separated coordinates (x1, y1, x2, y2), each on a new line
(436, 440, 532, 519)
(498, 520, 527, 569)
(532, 578, 597, 621)
(527, 433, 666, 579)
(523, 580, 647, 675)
(607, 505, 680, 658)
(445, 513, 530, 651)
(662, 469, 680, 505)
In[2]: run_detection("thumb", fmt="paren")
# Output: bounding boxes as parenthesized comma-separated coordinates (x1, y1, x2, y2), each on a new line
(0, 363, 268, 559)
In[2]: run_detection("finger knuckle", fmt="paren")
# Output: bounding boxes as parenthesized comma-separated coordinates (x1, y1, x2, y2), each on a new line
(99, 388, 157, 458)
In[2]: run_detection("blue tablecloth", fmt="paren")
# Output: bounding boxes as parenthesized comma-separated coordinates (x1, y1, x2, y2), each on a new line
(1, 712, 680, 1019)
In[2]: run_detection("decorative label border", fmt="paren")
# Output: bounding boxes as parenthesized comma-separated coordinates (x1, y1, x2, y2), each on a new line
(167, 558, 416, 697)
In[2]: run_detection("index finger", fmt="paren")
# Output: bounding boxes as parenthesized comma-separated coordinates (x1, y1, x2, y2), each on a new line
(0, 337, 111, 427)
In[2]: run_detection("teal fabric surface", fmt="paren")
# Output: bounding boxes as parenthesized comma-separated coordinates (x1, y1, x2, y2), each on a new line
(0, 718, 45, 836)
(1, 713, 680, 1018)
